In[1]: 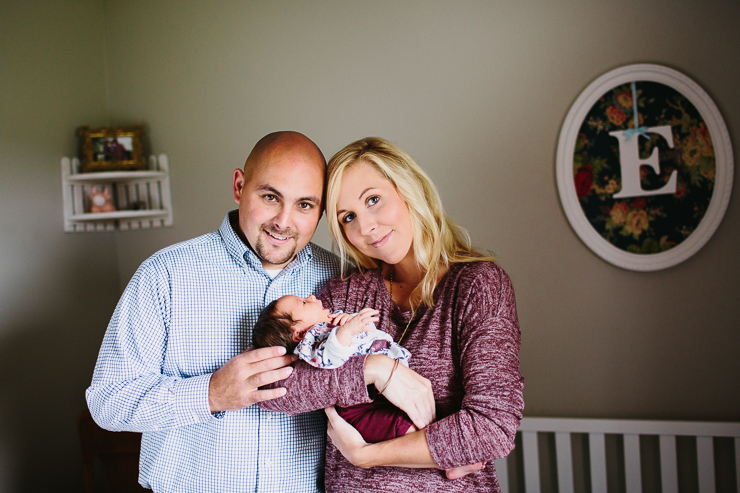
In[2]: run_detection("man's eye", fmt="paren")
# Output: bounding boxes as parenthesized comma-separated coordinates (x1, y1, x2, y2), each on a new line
(298, 202, 313, 210)
(264, 194, 276, 201)
(367, 196, 380, 206)
(341, 213, 355, 224)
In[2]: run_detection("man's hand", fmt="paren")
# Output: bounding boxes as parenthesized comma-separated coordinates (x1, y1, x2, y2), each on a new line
(208, 346, 297, 413)
(364, 355, 435, 429)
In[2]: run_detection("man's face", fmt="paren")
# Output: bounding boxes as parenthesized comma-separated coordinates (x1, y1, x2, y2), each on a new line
(233, 147, 324, 269)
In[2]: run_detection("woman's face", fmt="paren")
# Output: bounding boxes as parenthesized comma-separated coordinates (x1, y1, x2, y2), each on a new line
(335, 161, 414, 265)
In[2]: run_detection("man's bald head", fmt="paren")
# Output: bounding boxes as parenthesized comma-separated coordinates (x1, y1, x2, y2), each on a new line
(243, 131, 326, 180)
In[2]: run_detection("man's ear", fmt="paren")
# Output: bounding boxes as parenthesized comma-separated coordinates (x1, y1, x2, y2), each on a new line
(233, 168, 245, 204)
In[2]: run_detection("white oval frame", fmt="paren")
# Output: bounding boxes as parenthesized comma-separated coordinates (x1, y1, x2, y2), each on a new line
(556, 64, 734, 271)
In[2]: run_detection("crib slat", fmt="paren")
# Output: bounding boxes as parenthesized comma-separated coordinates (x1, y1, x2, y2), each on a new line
(555, 432, 574, 493)
(659, 435, 678, 493)
(589, 432, 608, 493)
(624, 434, 642, 493)
(696, 436, 715, 493)
(494, 458, 509, 493)
(522, 431, 540, 493)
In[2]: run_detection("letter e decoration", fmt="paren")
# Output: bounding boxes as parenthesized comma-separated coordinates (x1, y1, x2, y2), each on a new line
(555, 64, 733, 271)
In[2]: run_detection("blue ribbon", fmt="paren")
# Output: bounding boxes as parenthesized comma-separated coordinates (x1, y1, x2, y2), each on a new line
(623, 126, 650, 141)
(624, 81, 646, 141)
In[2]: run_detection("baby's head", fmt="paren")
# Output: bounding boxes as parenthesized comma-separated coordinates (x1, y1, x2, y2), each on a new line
(252, 295, 331, 352)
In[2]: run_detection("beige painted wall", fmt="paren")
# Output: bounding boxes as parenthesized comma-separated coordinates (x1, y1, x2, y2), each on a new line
(103, 0, 740, 419)
(0, 1, 122, 491)
(1, 0, 738, 490)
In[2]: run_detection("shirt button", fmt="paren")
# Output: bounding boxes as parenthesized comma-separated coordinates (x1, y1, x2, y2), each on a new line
(264, 459, 273, 468)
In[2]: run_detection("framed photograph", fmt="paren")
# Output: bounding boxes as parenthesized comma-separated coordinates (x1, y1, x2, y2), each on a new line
(555, 64, 733, 271)
(78, 126, 146, 172)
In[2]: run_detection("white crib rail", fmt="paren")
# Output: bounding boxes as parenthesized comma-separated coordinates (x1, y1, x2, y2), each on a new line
(496, 417, 740, 493)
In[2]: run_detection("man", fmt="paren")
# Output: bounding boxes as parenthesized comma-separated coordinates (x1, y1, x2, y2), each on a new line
(86, 131, 340, 492)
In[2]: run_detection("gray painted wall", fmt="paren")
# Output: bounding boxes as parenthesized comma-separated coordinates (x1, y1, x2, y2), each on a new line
(1, 1, 738, 490)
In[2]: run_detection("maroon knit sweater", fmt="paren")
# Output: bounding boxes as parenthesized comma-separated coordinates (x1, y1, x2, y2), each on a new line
(260, 261, 524, 492)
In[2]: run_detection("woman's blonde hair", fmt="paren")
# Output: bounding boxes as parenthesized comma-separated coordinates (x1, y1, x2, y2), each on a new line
(326, 137, 494, 311)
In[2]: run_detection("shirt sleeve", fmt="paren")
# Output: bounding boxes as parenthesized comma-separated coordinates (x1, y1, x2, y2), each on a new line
(425, 265, 524, 468)
(258, 280, 373, 414)
(85, 258, 219, 432)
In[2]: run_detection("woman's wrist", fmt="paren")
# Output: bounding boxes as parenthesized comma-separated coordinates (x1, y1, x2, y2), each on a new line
(363, 354, 393, 389)
(348, 441, 379, 469)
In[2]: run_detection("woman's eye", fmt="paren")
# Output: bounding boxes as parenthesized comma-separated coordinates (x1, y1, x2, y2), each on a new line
(367, 196, 380, 206)
(341, 213, 356, 224)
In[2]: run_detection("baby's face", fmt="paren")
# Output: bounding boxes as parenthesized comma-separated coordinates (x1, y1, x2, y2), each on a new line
(276, 295, 332, 341)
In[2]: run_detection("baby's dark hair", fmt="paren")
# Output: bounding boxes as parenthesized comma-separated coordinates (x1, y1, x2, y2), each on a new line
(252, 299, 300, 353)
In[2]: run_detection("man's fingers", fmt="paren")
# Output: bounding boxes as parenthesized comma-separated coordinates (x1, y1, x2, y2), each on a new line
(241, 353, 297, 376)
(247, 365, 294, 388)
(239, 345, 288, 362)
(248, 386, 288, 404)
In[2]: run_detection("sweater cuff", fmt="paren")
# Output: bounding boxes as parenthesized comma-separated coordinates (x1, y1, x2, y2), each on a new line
(425, 415, 464, 469)
(333, 354, 373, 408)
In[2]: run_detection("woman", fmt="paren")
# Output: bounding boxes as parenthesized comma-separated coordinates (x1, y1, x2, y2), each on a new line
(261, 137, 523, 492)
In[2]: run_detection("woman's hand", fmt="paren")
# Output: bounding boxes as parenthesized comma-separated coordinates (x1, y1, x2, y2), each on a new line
(364, 355, 435, 428)
(325, 406, 372, 468)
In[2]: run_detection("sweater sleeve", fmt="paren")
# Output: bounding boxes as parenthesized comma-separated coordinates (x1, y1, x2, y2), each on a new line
(258, 278, 373, 414)
(425, 265, 524, 468)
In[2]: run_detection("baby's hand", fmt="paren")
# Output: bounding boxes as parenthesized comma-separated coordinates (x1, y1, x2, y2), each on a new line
(334, 308, 379, 346)
(329, 312, 354, 326)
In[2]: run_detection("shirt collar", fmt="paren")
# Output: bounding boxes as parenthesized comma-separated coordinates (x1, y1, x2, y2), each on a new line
(219, 210, 314, 275)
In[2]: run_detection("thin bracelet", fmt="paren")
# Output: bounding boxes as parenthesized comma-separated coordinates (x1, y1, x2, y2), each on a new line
(377, 358, 400, 395)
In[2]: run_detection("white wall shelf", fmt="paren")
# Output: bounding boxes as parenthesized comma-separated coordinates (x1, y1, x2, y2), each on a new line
(61, 154, 173, 232)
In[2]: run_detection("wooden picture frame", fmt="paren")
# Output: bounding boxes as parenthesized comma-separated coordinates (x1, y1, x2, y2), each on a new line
(78, 126, 146, 172)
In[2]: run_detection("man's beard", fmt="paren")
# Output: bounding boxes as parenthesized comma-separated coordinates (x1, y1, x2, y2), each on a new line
(255, 224, 298, 266)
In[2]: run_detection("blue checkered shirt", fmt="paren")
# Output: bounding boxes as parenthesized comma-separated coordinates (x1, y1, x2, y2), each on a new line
(86, 211, 340, 493)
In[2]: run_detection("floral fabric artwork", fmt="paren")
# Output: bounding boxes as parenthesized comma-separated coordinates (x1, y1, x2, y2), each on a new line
(573, 81, 716, 254)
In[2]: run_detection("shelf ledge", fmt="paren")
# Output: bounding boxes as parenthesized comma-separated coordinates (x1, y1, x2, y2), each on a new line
(65, 170, 167, 183)
(69, 210, 170, 222)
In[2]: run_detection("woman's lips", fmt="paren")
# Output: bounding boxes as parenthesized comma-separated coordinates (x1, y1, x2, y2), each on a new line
(371, 231, 392, 249)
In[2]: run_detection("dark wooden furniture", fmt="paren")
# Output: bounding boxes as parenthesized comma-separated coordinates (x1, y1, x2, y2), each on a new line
(77, 409, 149, 492)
